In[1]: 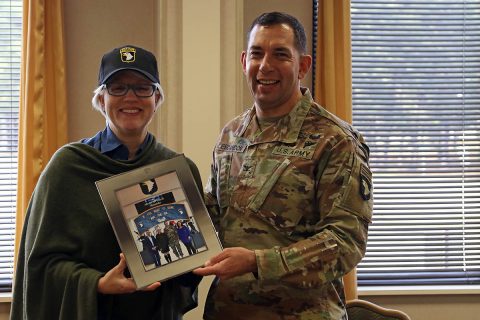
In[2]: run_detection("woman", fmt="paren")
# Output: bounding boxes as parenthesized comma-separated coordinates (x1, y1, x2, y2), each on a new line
(10, 45, 202, 320)
(156, 227, 172, 263)
(176, 221, 197, 256)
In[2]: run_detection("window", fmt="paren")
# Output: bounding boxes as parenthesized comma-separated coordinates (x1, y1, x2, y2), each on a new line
(351, 0, 480, 287)
(0, 0, 21, 292)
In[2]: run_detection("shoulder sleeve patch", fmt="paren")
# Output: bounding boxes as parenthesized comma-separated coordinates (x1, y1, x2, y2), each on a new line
(359, 163, 372, 201)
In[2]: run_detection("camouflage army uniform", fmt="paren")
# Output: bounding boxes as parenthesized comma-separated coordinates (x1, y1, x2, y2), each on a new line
(204, 89, 373, 320)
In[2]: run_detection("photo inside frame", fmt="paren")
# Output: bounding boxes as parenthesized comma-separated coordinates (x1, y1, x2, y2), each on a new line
(115, 172, 207, 272)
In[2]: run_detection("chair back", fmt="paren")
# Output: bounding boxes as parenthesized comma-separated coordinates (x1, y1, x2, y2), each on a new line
(346, 299, 411, 320)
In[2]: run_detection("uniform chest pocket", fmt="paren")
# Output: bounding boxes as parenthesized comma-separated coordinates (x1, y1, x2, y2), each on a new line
(247, 157, 291, 213)
(246, 157, 311, 235)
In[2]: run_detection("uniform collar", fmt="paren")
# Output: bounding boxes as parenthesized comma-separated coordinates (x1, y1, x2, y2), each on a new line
(235, 88, 312, 144)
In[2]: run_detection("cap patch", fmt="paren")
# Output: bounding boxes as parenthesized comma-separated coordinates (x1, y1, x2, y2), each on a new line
(120, 47, 136, 63)
(98, 44, 160, 85)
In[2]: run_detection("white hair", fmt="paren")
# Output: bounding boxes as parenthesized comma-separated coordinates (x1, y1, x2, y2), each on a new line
(91, 83, 165, 114)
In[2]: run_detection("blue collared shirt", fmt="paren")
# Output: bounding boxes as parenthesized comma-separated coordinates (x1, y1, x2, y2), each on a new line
(81, 126, 152, 160)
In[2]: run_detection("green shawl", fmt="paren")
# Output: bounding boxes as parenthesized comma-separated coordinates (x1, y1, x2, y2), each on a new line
(10, 138, 203, 320)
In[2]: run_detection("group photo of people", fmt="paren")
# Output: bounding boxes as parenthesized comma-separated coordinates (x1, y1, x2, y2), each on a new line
(136, 217, 206, 271)
(109, 170, 209, 272)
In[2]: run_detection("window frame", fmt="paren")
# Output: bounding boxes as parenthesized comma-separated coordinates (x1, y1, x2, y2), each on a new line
(351, 0, 480, 294)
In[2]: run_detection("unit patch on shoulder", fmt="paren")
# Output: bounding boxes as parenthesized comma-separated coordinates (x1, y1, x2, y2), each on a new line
(359, 163, 372, 201)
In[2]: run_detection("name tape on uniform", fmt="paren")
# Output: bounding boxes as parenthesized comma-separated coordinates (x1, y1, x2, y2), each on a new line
(217, 143, 248, 153)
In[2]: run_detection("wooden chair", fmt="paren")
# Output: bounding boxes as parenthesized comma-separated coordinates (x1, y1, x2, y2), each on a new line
(346, 299, 411, 320)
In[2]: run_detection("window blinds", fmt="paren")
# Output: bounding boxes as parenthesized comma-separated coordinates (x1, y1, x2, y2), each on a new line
(0, 0, 21, 292)
(351, 0, 480, 286)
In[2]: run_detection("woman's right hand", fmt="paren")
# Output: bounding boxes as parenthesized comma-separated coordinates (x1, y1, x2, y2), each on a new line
(97, 253, 161, 294)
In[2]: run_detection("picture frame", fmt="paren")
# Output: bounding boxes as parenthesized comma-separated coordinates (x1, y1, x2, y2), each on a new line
(96, 155, 222, 289)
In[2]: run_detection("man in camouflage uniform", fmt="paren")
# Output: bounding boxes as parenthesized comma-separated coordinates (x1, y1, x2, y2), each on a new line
(194, 11, 373, 320)
(164, 221, 184, 259)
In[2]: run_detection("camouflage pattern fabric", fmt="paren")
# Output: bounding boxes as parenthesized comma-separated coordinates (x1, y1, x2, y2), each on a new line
(203, 89, 373, 320)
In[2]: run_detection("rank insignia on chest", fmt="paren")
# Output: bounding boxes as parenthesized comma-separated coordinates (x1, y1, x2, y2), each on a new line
(359, 163, 372, 200)
(240, 159, 256, 178)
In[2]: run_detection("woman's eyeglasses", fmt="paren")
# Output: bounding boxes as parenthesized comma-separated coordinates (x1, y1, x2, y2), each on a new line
(105, 83, 157, 97)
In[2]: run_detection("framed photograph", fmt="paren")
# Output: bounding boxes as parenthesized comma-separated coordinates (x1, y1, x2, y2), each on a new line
(96, 155, 222, 289)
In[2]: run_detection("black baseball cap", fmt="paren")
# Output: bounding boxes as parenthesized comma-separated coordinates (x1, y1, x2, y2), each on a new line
(97, 45, 160, 85)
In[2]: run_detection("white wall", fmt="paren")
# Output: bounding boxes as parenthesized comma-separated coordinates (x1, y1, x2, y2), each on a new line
(181, 0, 222, 181)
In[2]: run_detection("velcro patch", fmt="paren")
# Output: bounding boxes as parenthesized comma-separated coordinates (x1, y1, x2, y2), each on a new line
(216, 143, 247, 153)
(272, 146, 314, 159)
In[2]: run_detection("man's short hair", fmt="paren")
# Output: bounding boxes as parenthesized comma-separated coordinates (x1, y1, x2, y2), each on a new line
(247, 11, 307, 54)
